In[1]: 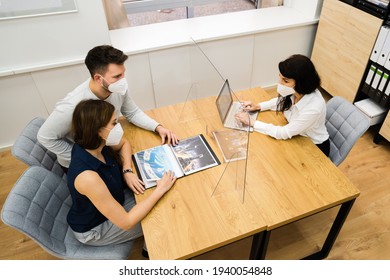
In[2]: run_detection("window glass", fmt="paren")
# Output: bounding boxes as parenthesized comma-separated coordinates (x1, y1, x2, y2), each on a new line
(107, 0, 283, 29)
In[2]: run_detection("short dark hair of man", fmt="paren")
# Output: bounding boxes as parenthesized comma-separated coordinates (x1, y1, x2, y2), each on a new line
(85, 45, 128, 77)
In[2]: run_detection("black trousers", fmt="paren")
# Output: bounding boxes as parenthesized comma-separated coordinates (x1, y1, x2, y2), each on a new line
(60, 165, 68, 174)
(316, 138, 330, 157)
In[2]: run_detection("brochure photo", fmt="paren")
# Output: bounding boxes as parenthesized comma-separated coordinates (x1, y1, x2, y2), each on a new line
(171, 134, 220, 175)
(212, 129, 248, 162)
(134, 145, 183, 181)
(133, 134, 220, 189)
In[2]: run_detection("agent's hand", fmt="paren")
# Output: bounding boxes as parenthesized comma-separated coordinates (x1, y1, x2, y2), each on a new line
(241, 101, 260, 112)
(124, 172, 145, 195)
(235, 111, 255, 127)
(156, 170, 176, 195)
(155, 125, 179, 146)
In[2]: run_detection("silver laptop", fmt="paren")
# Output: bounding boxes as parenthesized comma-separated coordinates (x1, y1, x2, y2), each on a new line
(216, 79, 258, 131)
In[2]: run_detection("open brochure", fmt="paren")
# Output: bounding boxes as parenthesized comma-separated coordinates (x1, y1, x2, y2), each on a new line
(132, 134, 220, 189)
(212, 129, 248, 163)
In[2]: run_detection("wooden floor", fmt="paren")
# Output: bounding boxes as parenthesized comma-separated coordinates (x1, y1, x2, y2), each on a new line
(1, 93, 390, 260)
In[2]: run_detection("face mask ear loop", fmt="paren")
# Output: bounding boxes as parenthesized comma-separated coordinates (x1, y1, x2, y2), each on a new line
(98, 74, 110, 92)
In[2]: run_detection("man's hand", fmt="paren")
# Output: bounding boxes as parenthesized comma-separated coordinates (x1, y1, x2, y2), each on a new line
(123, 172, 145, 195)
(155, 125, 179, 146)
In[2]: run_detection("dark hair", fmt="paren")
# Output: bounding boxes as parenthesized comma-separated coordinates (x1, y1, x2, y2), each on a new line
(72, 99, 115, 150)
(84, 45, 128, 77)
(277, 54, 321, 111)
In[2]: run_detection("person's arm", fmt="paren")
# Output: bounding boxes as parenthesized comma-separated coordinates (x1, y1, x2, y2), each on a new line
(120, 92, 159, 131)
(111, 137, 145, 195)
(120, 93, 179, 145)
(235, 98, 279, 127)
(253, 107, 322, 140)
(258, 97, 278, 111)
(37, 106, 74, 168)
(75, 170, 176, 231)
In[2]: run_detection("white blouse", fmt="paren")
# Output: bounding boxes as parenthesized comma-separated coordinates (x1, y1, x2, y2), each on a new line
(253, 89, 329, 144)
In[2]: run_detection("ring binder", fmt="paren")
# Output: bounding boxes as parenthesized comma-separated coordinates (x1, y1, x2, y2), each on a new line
(378, 28, 390, 65)
(368, 67, 383, 98)
(370, 26, 390, 62)
(375, 72, 388, 102)
(380, 78, 390, 107)
(362, 64, 377, 94)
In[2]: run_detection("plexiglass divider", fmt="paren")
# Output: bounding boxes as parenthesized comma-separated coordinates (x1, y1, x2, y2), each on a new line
(211, 112, 251, 203)
(177, 37, 251, 203)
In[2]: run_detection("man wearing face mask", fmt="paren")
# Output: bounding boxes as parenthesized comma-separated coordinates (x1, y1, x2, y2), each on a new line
(38, 45, 179, 194)
(235, 54, 330, 156)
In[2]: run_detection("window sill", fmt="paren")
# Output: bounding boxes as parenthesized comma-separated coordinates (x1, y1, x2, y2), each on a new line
(109, 6, 319, 55)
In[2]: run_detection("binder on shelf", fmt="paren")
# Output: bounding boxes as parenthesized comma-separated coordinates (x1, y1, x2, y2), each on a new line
(380, 78, 390, 107)
(377, 30, 390, 66)
(374, 71, 388, 102)
(384, 51, 390, 70)
(362, 64, 377, 94)
(370, 26, 390, 62)
(368, 68, 383, 98)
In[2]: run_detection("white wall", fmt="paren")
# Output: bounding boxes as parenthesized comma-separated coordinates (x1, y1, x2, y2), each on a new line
(0, 0, 110, 74)
(0, 1, 322, 149)
(252, 25, 317, 88)
(284, 0, 324, 18)
(0, 0, 110, 149)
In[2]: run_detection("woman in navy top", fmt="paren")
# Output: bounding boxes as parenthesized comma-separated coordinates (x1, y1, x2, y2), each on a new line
(67, 99, 176, 246)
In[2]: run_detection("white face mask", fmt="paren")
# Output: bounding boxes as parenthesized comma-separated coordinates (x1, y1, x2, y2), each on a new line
(277, 83, 295, 97)
(103, 123, 124, 146)
(100, 76, 128, 96)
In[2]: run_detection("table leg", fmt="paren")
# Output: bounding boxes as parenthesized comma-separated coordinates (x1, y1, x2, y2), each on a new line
(250, 230, 270, 259)
(253, 198, 356, 260)
(302, 198, 356, 260)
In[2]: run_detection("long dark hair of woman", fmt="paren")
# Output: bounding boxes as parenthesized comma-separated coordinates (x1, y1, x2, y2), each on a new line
(277, 54, 321, 112)
(72, 99, 122, 166)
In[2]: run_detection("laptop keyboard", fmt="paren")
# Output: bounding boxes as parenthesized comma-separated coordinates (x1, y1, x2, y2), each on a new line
(225, 102, 244, 128)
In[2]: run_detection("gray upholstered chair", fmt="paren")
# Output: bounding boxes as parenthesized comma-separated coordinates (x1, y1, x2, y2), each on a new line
(326, 96, 370, 166)
(12, 117, 65, 178)
(1, 166, 134, 260)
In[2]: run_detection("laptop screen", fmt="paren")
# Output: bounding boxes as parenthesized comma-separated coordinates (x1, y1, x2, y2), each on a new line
(216, 79, 232, 123)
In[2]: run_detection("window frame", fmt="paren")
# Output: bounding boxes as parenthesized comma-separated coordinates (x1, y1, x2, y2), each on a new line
(123, 0, 260, 18)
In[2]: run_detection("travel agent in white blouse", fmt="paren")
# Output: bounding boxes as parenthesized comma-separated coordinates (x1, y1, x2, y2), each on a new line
(235, 54, 330, 156)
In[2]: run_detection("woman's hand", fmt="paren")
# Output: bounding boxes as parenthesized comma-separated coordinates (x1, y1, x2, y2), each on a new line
(241, 101, 260, 112)
(156, 170, 176, 195)
(124, 172, 145, 195)
(235, 111, 255, 127)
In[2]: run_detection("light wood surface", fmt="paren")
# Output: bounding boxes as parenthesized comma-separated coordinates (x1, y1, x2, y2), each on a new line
(125, 87, 360, 259)
(379, 110, 390, 141)
(123, 93, 268, 260)
(241, 90, 360, 230)
(311, 0, 383, 102)
(1, 88, 389, 260)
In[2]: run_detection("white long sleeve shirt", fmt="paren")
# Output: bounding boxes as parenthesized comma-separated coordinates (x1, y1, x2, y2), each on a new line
(253, 89, 329, 144)
(37, 78, 159, 168)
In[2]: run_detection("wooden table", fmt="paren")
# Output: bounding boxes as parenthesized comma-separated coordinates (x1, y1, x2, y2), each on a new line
(122, 87, 360, 260)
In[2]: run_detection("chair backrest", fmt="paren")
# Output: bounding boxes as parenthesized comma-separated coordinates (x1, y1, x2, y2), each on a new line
(1, 166, 133, 260)
(12, 117, 64, 178)
(326, 96, 370, 166)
